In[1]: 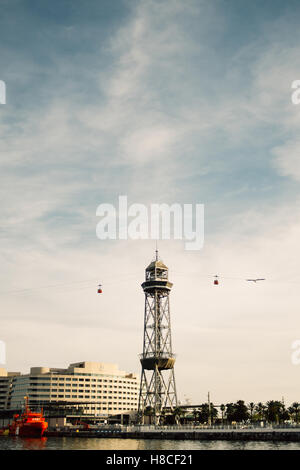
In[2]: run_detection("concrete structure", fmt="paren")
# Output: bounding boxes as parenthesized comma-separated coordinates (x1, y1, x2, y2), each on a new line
(0, 362, 139, 418)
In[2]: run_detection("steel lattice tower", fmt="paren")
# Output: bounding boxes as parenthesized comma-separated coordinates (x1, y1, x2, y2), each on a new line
(137, 251, 178, 425)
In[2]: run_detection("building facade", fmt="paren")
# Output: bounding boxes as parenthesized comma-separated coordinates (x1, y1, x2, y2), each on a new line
(1, 362, 139, 417)
(0, 368, 20, 410)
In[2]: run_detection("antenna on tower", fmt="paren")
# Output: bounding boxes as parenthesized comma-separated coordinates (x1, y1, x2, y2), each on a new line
(155, 240, 158, 261)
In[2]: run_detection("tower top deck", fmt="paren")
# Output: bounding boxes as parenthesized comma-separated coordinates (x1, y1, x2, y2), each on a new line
(146, 259, 168, 272)
(145, 251, 169, 283)
(143, 253, 172, 293)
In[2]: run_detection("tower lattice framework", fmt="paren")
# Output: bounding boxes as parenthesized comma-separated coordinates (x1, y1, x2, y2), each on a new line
(138, 251, 178, 425)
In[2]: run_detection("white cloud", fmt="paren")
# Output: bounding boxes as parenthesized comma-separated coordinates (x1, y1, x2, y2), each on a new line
(120, 125, 178, 163)
(272, 140, 300, 181)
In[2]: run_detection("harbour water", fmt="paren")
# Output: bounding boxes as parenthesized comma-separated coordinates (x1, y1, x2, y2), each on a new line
(1, 437, 300, 450)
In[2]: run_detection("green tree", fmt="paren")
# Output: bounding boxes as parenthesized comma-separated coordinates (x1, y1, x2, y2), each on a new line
(198, 403, 218, 424)
(255, 402, 266, 422)
(173, 406, 185, 424)
(220, 404, 226, 425)
(289, 402, 300, 423)
(226, 401, 249, 423)
(234, 400, 249, 422)
(225, 403, 235, 423)
(266, 401, 288, 424)
(248, 402, 255, 422)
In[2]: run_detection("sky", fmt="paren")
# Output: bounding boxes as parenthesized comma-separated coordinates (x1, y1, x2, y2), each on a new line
(1, 0, 300, 406)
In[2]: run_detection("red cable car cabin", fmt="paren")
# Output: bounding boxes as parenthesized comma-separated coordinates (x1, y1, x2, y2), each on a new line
(98, 288, 102, 293)
(214, 276, 219, 285)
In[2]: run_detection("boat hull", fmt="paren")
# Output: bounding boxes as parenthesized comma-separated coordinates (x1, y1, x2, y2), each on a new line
(9, 421, 48, 438)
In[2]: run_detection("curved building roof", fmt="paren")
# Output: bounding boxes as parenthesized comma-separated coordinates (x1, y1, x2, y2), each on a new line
(146, 259, 168, 271)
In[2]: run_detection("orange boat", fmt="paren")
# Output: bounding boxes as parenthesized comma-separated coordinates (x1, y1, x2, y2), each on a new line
(9, 397, 48, 438)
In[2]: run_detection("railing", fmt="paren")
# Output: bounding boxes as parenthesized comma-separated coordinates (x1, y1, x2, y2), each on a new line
(123, 424, 254, 432)
(49, 423, 300, 433)
(139, 353, 176, 359)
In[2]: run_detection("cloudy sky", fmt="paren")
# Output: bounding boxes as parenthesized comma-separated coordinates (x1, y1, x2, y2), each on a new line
(1, 0, 300, 406)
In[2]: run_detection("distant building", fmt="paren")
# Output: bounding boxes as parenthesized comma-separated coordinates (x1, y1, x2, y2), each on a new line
(0, 368, 20, 410)
(0, 362, 139, 419)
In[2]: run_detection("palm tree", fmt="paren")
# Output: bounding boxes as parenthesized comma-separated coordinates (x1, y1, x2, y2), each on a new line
(248, 402, 255, 423)
(225, 403, 235, 423)
(197, 403, 218, 424)
(293, 403, 300, 423)
(266, 401, 286, 424)
(255, 402, 266, 422)
(173, 406, 184, 425)
(289, 402, 300, 423)
(234, 400, 249, 422)
(220, 404, 225, 425)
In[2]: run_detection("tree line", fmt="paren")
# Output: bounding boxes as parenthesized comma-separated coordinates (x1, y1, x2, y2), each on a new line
(144, 401, 300, 425)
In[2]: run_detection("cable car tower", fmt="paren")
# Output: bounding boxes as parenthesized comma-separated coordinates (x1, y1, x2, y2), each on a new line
(138, 250, 178, 425)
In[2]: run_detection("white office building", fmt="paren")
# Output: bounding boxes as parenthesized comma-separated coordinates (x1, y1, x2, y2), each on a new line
(2, 362, 139, 417)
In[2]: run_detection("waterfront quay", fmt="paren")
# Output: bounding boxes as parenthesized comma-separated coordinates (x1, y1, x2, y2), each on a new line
(45, 424, 300, 442)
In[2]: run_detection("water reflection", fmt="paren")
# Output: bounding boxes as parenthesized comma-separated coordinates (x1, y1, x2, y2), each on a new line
(21, 438, 48, 450)
(0, 436, 48, 450)
(1, 437, 300, 450)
